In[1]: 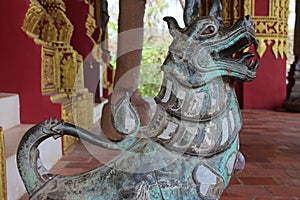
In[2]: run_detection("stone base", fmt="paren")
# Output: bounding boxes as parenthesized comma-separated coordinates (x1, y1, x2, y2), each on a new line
(284, 57, 300, 112)
(283, 98, 300, 112)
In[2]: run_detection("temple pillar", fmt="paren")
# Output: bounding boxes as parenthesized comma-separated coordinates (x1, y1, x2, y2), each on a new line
(242, 0, 289, 110)
(284, 0, 300, 112)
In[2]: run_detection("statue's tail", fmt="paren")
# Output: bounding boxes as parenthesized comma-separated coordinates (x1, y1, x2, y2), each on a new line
(16, 118, 133, 196)
(17, 119, 62, 195)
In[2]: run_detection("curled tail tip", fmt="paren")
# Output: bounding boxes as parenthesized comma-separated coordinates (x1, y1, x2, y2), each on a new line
(43, 117, 64, 125)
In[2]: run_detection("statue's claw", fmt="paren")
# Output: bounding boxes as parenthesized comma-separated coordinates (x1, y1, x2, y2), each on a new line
(234, 151, 246, 174)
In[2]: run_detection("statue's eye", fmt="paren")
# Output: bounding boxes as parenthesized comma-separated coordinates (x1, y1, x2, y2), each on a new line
(202, 25, 216, 35)
(192, 20, 219, 41)
(194, 24, 217, 40)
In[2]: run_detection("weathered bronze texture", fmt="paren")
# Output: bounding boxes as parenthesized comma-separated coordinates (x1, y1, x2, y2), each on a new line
(17, 0, 259, 199)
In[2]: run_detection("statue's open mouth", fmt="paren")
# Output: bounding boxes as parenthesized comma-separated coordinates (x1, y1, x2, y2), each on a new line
(205, 16, 260, 81)
(218, 34, 259, 72)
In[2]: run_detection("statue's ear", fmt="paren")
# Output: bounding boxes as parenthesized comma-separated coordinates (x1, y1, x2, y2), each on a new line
(184, 0, 200, 26)
(209, 0, 223, 20)
(163, 17, 181, 38)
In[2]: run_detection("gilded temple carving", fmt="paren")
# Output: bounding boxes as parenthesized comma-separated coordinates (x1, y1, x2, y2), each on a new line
(22, 0, 95, 151)
(22, 0, 73, 45)
(244, 0, 289, 58)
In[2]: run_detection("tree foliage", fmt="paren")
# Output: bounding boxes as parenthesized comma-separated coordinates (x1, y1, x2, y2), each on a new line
(137, 0, 171, 97)
(138, 34, 171, 97)
(145, 0, 168, 27)
(107, 0, 178, 97)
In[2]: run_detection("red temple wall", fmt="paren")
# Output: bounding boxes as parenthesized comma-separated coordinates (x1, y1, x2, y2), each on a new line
(0, 1, 94, 123)
(240, 0, 287, 109)
(65, 0, 94, 59)
(243, 46, 287, 109)
(0, 1, 61, 123)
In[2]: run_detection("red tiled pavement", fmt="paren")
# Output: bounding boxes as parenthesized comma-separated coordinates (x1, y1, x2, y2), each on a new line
(19, 110, 300, 199)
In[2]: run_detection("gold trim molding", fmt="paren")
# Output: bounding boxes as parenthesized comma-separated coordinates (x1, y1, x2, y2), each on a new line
(0, 127, 7, 200)
(243, 0, 289, 58)
(201, 0, 289, 59)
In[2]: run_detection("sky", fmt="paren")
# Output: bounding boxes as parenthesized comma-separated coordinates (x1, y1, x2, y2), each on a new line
(107, 0, 184, 29)
(288, 0, 296, 29)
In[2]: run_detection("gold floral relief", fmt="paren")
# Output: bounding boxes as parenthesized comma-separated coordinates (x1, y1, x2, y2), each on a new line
(222, 0, 232, 24)
(85, 4, 97, 40)
(0, 127, 7, 200)
(201, 0, 242, 24)
(243, 0, 289, 58)
(42, 45, 87, 96)
(23, 0, 73, 45)
(42, 46, 60, 94)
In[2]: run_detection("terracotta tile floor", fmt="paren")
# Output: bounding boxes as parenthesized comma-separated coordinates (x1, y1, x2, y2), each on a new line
(20, 110, 300, 199)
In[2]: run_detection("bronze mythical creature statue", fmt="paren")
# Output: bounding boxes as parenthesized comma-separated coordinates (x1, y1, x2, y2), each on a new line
(17, 0, 259, 199)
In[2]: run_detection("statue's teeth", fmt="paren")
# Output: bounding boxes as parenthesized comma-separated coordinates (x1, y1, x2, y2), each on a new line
(248, 60, 254, 69)
(253, 39, 259, 50)
(239, 52, 254, 64)
(254, 60, 259, 70)
(247, 59, 259, 71)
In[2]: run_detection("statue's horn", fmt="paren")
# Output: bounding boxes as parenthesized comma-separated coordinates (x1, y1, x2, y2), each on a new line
(184, 0, 200, 26)
(163, 17, 181, 38)
(209, 0, 223, 20)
